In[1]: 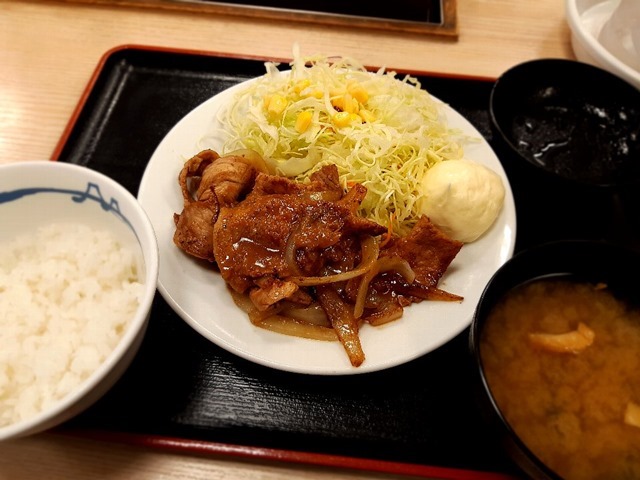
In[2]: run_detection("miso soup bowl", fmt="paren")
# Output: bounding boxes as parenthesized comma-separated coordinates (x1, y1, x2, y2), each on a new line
(469, 240, 640, 479)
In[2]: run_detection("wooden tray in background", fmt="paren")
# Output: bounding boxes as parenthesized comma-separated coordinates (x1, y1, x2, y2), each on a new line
(57, 0, 458, 37)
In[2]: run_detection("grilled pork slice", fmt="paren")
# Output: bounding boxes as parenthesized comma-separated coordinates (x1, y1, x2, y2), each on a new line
(381, 215, 464, 288)
(174, 150, 464, 319)
(173, 149, 261, 261)
(213, 165, 385, 295)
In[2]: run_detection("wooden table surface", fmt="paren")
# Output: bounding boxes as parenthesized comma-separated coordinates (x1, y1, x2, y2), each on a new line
(0, 0, 574, 478)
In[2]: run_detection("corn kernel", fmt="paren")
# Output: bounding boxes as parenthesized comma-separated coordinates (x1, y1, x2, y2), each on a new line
(344, 93, 360, 114)
(332, 111, 352, 127)
(267, 94, 287, 116)
(332, 94, 359, 114)
(348, 84, 369, 104)
(331, 96, 345, 111)
(293, 79, 310, 94)
(304, 89, 324, 99)
(332, 111, 361, 128)
(358, 109, 376, 123)
(348, 113, 362, 124)
(295, 111, 313, 133)
(345, 94, 359, 114)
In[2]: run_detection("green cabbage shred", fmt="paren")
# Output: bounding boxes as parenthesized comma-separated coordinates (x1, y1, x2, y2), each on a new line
(217, 49, 466, 236)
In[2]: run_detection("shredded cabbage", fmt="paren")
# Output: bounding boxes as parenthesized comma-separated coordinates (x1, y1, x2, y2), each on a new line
(217, 49, 466, 235)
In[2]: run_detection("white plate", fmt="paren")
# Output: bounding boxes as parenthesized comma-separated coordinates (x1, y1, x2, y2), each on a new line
(138, 73, 517, 375)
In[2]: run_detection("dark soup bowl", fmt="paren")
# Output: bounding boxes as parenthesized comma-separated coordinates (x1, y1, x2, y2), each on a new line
(489, 58, 640, 190)
(469, 240, 640, 480)
(489, 59, 640, 250)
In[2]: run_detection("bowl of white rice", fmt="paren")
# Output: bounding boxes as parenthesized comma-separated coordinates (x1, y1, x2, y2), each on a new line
(0, 160, 159, 440)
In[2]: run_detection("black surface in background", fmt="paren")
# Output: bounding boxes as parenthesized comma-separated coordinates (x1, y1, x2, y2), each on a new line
(56, 47, 638, 476)
(193, 0, 442, 23)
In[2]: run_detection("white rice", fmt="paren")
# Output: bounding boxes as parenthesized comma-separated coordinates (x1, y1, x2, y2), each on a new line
(0, 222, 143, 427)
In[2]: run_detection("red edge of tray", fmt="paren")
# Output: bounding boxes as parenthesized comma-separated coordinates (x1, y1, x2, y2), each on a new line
(49, 44, 509, 480)
(56, 428, 519, 480)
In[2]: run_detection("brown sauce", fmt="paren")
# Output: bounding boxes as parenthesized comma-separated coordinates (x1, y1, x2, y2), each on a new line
(480, 278, 640, 479)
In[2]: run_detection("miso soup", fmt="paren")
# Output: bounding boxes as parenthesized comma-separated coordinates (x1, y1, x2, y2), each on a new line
(480, 277, 640, 480)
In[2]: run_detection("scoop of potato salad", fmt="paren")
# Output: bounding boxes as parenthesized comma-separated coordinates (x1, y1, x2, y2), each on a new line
(418, 158, 505, 243)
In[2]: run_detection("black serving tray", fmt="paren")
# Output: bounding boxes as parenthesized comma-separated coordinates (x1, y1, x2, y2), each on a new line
(52, 45, 639, 479)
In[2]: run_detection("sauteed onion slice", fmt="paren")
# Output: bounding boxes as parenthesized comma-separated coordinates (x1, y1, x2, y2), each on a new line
(229, 289, 337, 341)
(253, 315, 338, 341)
(316, 284, 365, 367)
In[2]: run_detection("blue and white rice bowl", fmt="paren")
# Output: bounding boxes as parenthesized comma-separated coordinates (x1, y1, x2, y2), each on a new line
(0, 161, 159, 440)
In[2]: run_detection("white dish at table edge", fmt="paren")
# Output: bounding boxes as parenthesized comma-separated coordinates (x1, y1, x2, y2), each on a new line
(137, 71, 517, 375)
